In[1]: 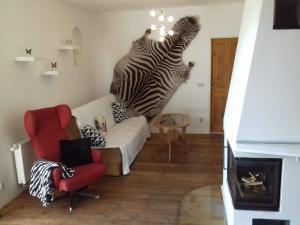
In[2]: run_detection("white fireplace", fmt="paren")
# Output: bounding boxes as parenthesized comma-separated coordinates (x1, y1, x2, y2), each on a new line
(222, 0, 300, 225)
(222, 139, 300, 225)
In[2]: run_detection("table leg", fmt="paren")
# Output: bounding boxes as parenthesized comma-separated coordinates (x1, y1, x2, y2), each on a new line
(168, 130, 172, 163)
(181, 126, 187, 139)
(180, 126, 189, 153)
(158, 128, 166, 151)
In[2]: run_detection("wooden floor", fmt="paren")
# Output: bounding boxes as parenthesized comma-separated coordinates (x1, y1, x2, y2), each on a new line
(0, 134, 224, 225)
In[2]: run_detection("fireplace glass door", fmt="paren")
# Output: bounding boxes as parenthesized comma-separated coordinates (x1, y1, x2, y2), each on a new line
(227, 142, 282, 211)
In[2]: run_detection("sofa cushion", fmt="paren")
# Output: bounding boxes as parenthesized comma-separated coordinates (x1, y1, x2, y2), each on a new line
(81, 125, 106, 147)
(72, 94, 116, 130)
(112, 102, 129, 124)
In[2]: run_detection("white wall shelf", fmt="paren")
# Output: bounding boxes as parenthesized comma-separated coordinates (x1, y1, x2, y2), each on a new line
(14, 56, 34, 62)
(42, 70, 59, 76)
(58, 45, 79, 50)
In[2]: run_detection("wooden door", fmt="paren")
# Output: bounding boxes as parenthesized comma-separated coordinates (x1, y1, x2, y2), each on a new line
(211, 38, 238, 133)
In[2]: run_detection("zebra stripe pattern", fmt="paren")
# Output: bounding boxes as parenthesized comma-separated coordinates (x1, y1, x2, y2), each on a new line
(111, 29, 179, 104)
(110, 16, 200, 120)
(29, 160, 74, 207)
(133, 18, 200, 119)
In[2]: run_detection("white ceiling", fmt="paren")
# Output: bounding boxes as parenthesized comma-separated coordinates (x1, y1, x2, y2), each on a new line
(63, 0, 243, 13)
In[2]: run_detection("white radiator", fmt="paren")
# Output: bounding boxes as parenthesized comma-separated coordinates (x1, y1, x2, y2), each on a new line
(11, 139, 36, 186)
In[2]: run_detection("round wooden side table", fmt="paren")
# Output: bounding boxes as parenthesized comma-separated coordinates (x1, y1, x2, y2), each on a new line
(153, 113, 190, 162)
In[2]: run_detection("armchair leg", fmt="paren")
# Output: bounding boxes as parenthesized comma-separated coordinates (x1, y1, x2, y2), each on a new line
(69, 191, 75, 213)
(75, 192, 100, 199)
(68, 190, 100, 212)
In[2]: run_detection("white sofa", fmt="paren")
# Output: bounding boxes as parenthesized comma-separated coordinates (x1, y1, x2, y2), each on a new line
(72, 94, 150, 175)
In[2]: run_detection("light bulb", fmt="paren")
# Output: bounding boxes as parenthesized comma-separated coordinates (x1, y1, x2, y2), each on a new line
(150, 10, 156, 17)
(158, 15, 165, 22)
(151, 24, 156, 30)
(168, 30, 174, 36)
(167, 16, 174, 22)
(160, 30, 166, 36)
(159, 36, 165, 42)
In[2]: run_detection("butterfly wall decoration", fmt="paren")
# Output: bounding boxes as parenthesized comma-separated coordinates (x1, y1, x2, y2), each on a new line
(25, 49, 32, 55)
(65, 39, 72, 45)
(51, 62, 57, 69)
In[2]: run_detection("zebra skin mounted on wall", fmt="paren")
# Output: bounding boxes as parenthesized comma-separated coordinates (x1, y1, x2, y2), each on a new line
(110, 16, 200, 120)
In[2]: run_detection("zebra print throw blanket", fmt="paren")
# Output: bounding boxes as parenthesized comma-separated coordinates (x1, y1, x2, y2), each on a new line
(29, 160, 74, 207)
(110, 16, 200, 120)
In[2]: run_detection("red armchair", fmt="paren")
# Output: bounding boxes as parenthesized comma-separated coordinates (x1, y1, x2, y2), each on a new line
(24, 104, 106, 211)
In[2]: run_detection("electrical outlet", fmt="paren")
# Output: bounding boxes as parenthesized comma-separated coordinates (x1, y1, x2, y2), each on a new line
(199, 117, 204, 122)
(0, 182, 4, 191)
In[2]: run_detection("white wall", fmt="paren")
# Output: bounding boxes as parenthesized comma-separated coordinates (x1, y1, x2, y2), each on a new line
(0, 0, 96, 209)
(92, 3, 244, 133)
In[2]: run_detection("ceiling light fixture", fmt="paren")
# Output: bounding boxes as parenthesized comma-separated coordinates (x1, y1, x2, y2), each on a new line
(150, 9, 174, 42)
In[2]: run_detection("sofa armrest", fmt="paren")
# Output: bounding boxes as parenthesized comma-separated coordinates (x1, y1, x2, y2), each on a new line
(91, 148, 104, 164)
(96, 147, 122, 176)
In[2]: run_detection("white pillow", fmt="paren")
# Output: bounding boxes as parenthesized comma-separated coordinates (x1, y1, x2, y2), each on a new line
(95, 114, 108, 135)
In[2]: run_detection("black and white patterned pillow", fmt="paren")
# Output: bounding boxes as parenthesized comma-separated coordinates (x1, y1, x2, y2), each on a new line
(81, 125, 106, 147)
(112, 102, 129, 124)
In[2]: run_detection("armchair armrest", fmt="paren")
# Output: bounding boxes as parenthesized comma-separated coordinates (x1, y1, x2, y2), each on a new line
(52, 167, 62, 189)
(91, 148, 104, 164)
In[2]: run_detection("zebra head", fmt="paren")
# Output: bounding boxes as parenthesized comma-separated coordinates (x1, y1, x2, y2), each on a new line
(181, 17, 201, 44)
(172, 16, 200, 38)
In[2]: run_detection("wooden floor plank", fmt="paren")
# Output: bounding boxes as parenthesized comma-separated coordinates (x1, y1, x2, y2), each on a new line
(0, 134, 224, 225)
